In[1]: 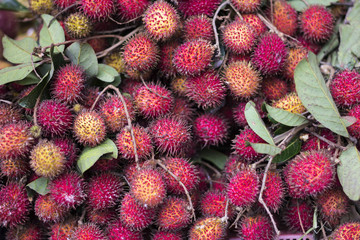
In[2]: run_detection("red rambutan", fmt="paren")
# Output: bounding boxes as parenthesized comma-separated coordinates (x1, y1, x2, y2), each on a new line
(330, 69, 360, 107)
(331, 222, 360, 239)
(223, 20, 257, 54)
(177, 0, 221, 17)
(184, 15, 214, 41)
(172, 97, 195, 122)
(70, 223, 107, 240)
(116, 0, 150, 21)
(242, 14, 267, 36)
(297, 35, 322, 54)
(6, 224, 43, 240)
(201, 190, 235, 219)
(224, 154, 246, 178)
(189, 217, 227, 240)
(232, 127, 266, 162)
(283, 199, 314, 232)
(230, 0, 262, 13)
(53, 137, 78, 169)
(153, 231, 182, 240)
(261, 170, 285, 212)
(53, 0, 76, 8)
(232, 102, 248, 127)
(0, 158, 29, 179)
(238, 214, 275, 240)
(0, 102, 22, 127)
(348, 105, 360, 139)
(283, 45, 308, 80)
(107, 219, 143, 240)
(271, 0, 297, 36)
(158, 41, 180, 79)
(49, 218, 77, 240)
(87, 208, 117, 226)
(301, 128, 336, 152)
(261, 76, 288, 101)
(80, 0, 114, 20)
(35, 194, 69, 223)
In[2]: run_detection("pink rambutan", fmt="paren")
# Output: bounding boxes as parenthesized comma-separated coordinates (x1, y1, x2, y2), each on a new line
(252, 33, 288, 75)
(242, 14, 267, 36)
(53, 137, 78, 169)
(223, 20, 257, 54)
(0, 158, 29, 179)
(80, 86, 102, 109)
(115, 0, 150, 21)
(284, 150, 335, 198)
(184, 15, 214, 41)
(261, 170, 285, 212)
(35, 194, 70, 223)
(70, 223, 107, 240)
(261, 76, 288, 101)
(177, 0, 221, 17)
(87, 172, 123, 210)
(230, 0, 262, 13)
(301, 128, 336, 152)
(201, 190, 235, 219)
(107, 219, 143, 240)
(49, 218, 77, 240)
(153, 231, 182, 240)
(193, 113, 229, 147)
(0, 102, 22, 127)
(189, 217, 227, 240)
(348, 105, 360, 139)
(80, 0, 114, 20)
(87, 208, 117, 226)
(232, 102, 248, 127)
(330, 69, 360, 107)
(53, 0, 76, 8)
(158, 41, 180, 79)
(185, 70, 226, 109)
(331, 222, 360, 239)
(227, 167, 259, 207)
(238, 214, 275, 240)
(37, 99, 73, 137)
(172, 97, 195, 122)
(283, 199, 314, 232)
(271, 0, 298, 36)
(224, 154, 246, 178)
(6, 224, 43, 240)
(232, 127, 266, 162)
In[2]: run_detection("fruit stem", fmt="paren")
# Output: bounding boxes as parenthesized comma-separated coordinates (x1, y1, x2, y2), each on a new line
(305, 128, 347, 150)
(258, 156, 280, 236)
(156, 160, 196, 221)
(221, 198, 230, 223)
(213, 0, 230, 58)
(140, 75, 171, 100)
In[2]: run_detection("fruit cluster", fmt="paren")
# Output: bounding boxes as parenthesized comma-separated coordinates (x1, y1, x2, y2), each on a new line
(0, 0, 359, 239)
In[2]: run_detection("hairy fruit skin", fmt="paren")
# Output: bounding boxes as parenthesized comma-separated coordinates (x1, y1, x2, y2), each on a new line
(330, 69, 360, 107)
(6, 224, 43, 240)
(283, 199, 314, 232)
(184, 15, 214, 41)
(347, 105, 360, 139)
(80, 0, 114, 20)
(238, 215, 275, 240)
(0, 158, 29, 178)
(116, 0, 150, 21)
(272, 92, 306, 114)
(64, 13, 92, 39)
(242, 14, 267, 36)
(331, 222, 360, 239)
(223, 21, 257, 54)
(301, 128, 336, 152)
(70, 223, 107, 240)
(54, 0, 76, 8)
(272, 0, 298, 36)
(153, 231, 182, 240)
(157, 197, 191, 231)
(284, 150, 335, 198)
(29, 0, 53, 14)
(300, 5, 334, 43)
(0, 103, 22, 127)
(158, 41, 180, 79)
(107, 219, 143, 240)
(262, 171, 285, 212)
(232, 127, 266, 162)
(201, 190, 235, 219)
(189, 217, 227, 240)
(35, 194, 69, 223)
(262, 77, 288, 101)
(177, 0, 221, 17)
(49, 218, 77, 240)
(284, 46, 308, 80)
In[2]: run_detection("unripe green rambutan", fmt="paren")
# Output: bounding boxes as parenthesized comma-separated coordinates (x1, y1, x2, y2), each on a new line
(272, 92, 306, 114)
(223, 20, 257, 54)
(30, 139, 66, 178)
(29, 0, 54, 14)
(64, 13, 92, 39)
(189, 217, 227, 240)
(73, 110, 106, 147)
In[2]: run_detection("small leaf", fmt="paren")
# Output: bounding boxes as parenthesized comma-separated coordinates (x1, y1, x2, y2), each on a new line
(0, 62, 41, 85)
(198, 148, 227, 170)
(245, 101, 275, 145)
(0, 0, 28, 11)
(27, 177, 50, 195)
(337, 146, 360, 201)
(77, 139, 118, 174)
(265, 104, 309, 127)
(96, 64, 118, 82)
(288, 0, 337, 11)
(273, 137, 302, 163)
(40, 14, 65, 53)
(65, 42, 98, 77)
(294, 52, 349, 137)
(3, 36, 41, 64)
(249, 143, 282, 156)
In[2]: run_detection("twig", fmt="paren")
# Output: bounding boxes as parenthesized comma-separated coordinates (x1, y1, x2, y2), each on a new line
(274, 123, 309, 144)
(213, 0, 230, 57)
(297, 200, 306, 234)
(251, 156, 269, 168)
(320, 220, 328, 240)
(228, 2, 243, 20)
(257, 13, 298, 42)
(30, 54, 42, 80)
(221, 199, 230, 223)
(94, 25, 137, 34)
(156, 160, 196, 221)
(0, 99, 13, 105)
(78, 208, 86, 225)
(140, 75, 171, 100)
(305, 128, 347, 150)
(229, 207, 246, 228)
(195, 161, 221, 178)
(270, 0, 274, 23)
(258, 156, 280, 236)
(109, 15, 141, 25)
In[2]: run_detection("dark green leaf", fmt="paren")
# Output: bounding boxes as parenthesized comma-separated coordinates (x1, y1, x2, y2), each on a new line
(265, 104, 309, 127)
(77, 139, 118, 174)
(288, 0, 337, 11)
(249, 143, 282, 156)
(274, 125, 293, 136)
(27, 177, 50, 195)
(245, 101, 275, 145)
(337, 146, 360, 201)
(0, 0, 27, 11)
(294, 52, 349, 137)
(0, 62, 41, 85)
(65, 42, 98, 77)
(198, 148, 227, 170)
(273, 137, 302, 163)
(3, 36, 40, 64)
(96, 64, 118, 82)
(39, 14, 65, 53)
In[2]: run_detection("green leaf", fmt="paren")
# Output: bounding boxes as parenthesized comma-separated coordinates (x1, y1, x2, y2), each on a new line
(317, 29, 339, 62)
(337, 24, 360, 69)
(342, 116, 357, 127)
(27, 177, 50, 195)
(245, 101, 275, 145)
(0, 62, 41, 85)
(39, 14, 65, 53)
(265, 104, 309, 127)
(274, 125, 293, 136)
(294, 52, 349, 137)
(77, 139, 118, 174)
(0, 0, 27, 11)
(3, 36, 41, 64)
(15, 72, 40, 85)
(198, 148, 227, 170)
(96, 64, 118, 82)
(288, 0, 337, 11)
(337, 146, 360, 201)
(249, 143, 282, 156)
(273, 137, 302, 163)
(65, 42, 98, 77)
(346, 0, 360, 25)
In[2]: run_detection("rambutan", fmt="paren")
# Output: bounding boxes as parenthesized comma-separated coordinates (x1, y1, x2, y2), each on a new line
(64, 13, 92, 39)
(171, 76, 188, 97)
(201, 190, 235, 219)
(193, 113, 229, 147)
(232, 127, 266, 162)
(52, 64, 86, 104)
(189, 217, 227, 240)
(157, 196, 191, 231)
(122, 33, 159, 72)
(283, 199, 314, 232)
(35, 194, 69, 223)
(283, 45, 308, 80)
(177, 0, 221, 17)
(6, 224, 43, 240)
(252, 33, 288, 75)
(330, 69, 360, 107)
(80, 0, 114, 20)
(223, 61, 261, 99)
(0, 158, 29, 178)
(223, 20, 257, 54)
(119, 193, 156, 230)
(185, 70, 226, 109)
(87, 36, 108, 53)
(172, 97, 195, 122)
(37, 99, 73, 137)
(0, 122, 33, 160)
(239, 214, 275, 240)
(121, 79, 142, 96)
(300, 5, 334, 43)
(184, 15, 214, 41)
(49, 218, 77, 240)
(348, 105, 360, 139)
(0, 182, 30, 227)
(70, 223, 107, 240)
(134, 83, 174, 119)
(158, 41, 180, 79)
(162, 157, 199, 194)
(130, 168, 166, 208)
(123, 161, 154, 183)
(301, 128, 336, 152)
(116, 0, 150, 21)
(107, 219, 143, 240)
(87, 208, 117, 226)
(30, 139, 66, 178)
(48, 171, 86, 209)
(153, 231, 182, 240)
(331, 222, 360, 239)
(230, 0, 261, 13)
(116, 125, 153, 160)
(73, 110, 106, 147)
(284, 150, 335, 198)
(227, 167, 259, 207)
(261, 77, 288, 101)
(261, 170, 285, 212)
(149, 116, 192, 155)
(271, 0, 297, 36)
(54, 0, 76, 9)
(104, 51, 126, 74)
(143, 0, 179, 41)
(0, 103, 22, 126)
(87, 172, 123, 210)
(29, 0, 53, 14)
(272, 92, 306, 114)
(224, 154, 246, 178)
(232, 102, 248, 127)
(173, 39, 214, 76)
(53, 137, 78, 169)
(242, 14, 267, 36)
